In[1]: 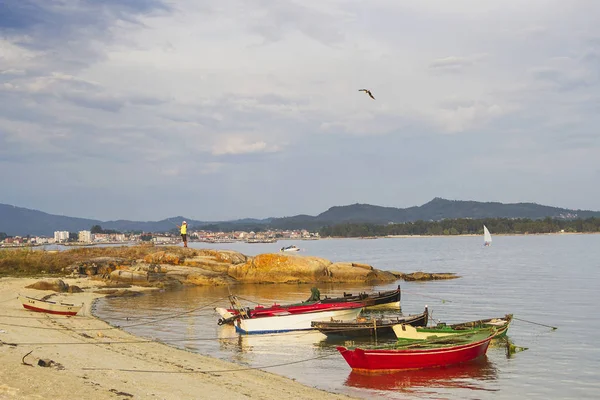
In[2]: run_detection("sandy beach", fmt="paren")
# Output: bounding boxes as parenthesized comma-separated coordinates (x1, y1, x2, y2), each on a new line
(0, 277, 356, 400)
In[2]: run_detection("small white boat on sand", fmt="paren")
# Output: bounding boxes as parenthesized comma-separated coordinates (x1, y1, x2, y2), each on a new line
(18, 295, 83, 316)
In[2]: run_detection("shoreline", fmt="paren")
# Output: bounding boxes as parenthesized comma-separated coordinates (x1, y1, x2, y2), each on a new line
(0, 276, 356, 400)
(2, 231, 599, 249)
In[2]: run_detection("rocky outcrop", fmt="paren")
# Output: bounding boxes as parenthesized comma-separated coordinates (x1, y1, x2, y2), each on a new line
(327, 262, 397, 282)
(70, 257, 130, 277)
(64, 248, 458, 288)
(391, 271, 460, 281)
(228, 254, 397, 284)
(228, 253, 331, 283)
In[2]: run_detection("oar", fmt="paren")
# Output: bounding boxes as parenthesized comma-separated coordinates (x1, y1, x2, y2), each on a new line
(513, 317, 557, 330)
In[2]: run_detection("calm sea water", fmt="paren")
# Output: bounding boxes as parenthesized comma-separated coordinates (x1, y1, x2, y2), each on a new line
(93, 235, 600, 399)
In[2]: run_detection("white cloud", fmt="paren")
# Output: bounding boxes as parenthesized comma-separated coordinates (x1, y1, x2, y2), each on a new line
(211, 136, 281, 156)
(1, 0, 600, 219)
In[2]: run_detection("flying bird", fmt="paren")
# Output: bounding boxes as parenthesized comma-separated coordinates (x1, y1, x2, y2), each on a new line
(358, 89, 375, 100)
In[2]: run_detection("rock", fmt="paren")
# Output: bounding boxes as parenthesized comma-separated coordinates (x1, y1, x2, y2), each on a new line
(327, 262, 396, 282)
(185, 272, 237, 286)
(196, 249, 247, 265)
(93, 289, 143, 298)
(351, 262, 373, 270)
(37, 359, 53, 367)
(143, 251, 181, 265)
(228, 253, 332, 283)
(395, 272, 460, 281)
(183, 256, 231, 273)
(26, 279, 69, 292)
(109, 270, 149, 285)
(68, 285, 84, 293)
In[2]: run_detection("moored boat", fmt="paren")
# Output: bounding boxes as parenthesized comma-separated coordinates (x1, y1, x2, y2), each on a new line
(319, 286, 402, 311)
(337, 328, 497, 373)
(234, 302, 364, 334)
(215, 286, 402, 325)
(311, 307, 428, 338)
(280, 245, 300, 252)
(392, 314, 512, 340)
(18, 295, 83, 316)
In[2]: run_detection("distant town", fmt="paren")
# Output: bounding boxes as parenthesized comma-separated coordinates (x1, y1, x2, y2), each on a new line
(0, 227, 320, 247)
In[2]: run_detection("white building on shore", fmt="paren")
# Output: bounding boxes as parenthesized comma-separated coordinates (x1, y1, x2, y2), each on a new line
(78, 230, 93, 243)
(54, 231, 69, 243)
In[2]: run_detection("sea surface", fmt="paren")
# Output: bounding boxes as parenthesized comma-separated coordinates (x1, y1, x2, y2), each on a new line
(93, 235, 600, 399)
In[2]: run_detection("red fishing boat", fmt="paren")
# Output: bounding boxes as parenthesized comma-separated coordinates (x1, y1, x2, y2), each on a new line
(336, 328, 496, 373)
(215, 286, 401, 325)
(216, 295, 364, 325)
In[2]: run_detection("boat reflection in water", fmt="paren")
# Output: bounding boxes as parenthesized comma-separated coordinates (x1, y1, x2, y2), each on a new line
(217, 324, 324, 356)
(344, 356, 498, 394)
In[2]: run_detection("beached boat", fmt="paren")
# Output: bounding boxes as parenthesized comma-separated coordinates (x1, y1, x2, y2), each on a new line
(484, 225, 492, 246)
(234, 302, 364, 334)
(336, 328, 497, 373)
(393, 314, 512, 340)
(18, 295, 83, 316)
(311, 307, 428, 338)
(215, 286, 402, 325)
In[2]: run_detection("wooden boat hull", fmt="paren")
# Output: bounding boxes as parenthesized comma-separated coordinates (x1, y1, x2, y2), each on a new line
(235, 306, 363, 334)
(19, 295, 82, 316)
(337, 330, 495, 373)
(321, 286, 402, 311)
(393, 314, 512, 340)
(312, 307, 428, 338)
(216, 286, 401, 324)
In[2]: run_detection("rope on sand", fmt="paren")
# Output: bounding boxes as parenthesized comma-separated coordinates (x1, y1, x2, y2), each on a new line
(81, 352, 339, 374)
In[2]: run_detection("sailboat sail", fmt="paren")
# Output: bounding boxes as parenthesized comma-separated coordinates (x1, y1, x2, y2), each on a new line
(483, 225, 492, 246)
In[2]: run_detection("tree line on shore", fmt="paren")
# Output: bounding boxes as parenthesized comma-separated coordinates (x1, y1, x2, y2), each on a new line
(318, 217, 600, 237)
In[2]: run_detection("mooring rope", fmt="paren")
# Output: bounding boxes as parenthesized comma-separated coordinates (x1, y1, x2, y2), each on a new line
(81, 352, 339, 374)
(0, 297, 228, 332)
(512, 317, 557, 330)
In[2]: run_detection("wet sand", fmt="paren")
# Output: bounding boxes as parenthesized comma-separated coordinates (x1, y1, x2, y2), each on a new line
(0, 277, 356, 400)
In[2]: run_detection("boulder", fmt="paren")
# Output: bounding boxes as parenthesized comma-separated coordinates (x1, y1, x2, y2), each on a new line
(68, 285, 84, 293)
(228, 253, 332, 283)
(327, 262, 397, 282)
(183, 256, 231, 273)
(196, 249, 247, 265)
(26, 279, 69, 292)
(394, 272, 460, 281)
(109, 270, 149, 285)
(143, 251, 181, 265)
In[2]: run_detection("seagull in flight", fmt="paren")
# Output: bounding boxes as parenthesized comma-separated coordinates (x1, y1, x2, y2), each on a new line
(358, 89, 375, 100)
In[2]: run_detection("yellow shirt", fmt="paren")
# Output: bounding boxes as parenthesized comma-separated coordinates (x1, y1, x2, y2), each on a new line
(180, 224, 187, 235)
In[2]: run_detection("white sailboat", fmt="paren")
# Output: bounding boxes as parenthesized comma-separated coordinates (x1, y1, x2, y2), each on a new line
(483, 225, 492, 246)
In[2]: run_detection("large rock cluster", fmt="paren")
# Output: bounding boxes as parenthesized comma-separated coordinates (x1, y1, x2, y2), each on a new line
(23, 249, 456, 290)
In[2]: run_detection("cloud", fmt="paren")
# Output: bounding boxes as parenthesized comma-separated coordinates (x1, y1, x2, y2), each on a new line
(211, 136, 281, 156)
(428, 54, 488, 73)
(1, 0, 600, 220)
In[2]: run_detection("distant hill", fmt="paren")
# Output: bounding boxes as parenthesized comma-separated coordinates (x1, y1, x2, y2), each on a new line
(267, 198, 600, 230)
(1, 198, 599, 236)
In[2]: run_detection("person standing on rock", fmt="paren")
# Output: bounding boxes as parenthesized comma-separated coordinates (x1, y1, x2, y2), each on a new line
(177, 221, 188, 248)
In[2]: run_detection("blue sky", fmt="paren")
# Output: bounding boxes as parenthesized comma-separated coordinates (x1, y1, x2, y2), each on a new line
(1, 0, 599, 221)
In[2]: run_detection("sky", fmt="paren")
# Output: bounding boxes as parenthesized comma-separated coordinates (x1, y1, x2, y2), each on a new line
(1, 0, 599, 221)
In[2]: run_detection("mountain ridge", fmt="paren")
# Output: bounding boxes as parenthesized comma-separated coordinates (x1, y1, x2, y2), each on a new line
(1, 198, 599, 236)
